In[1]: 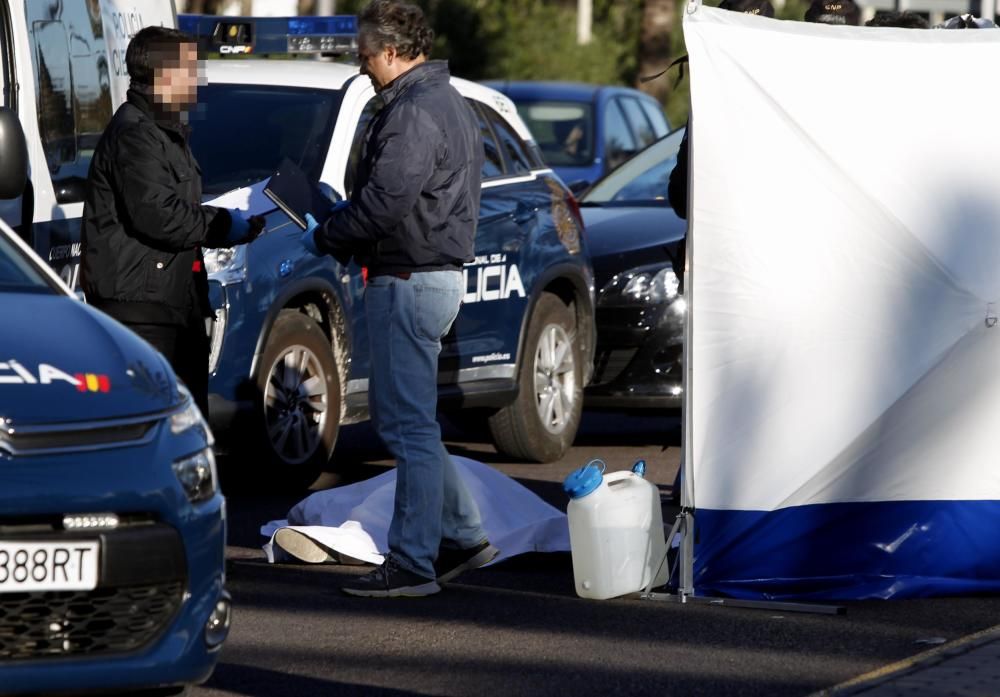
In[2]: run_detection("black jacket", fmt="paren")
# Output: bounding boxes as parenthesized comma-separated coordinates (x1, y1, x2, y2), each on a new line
(316, 61, 484, 276)
(81, 88, 233, 325)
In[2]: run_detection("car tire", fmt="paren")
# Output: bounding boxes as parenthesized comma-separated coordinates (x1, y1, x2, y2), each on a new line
(488, 292, 583, 462)
(254, 309, 340, 487)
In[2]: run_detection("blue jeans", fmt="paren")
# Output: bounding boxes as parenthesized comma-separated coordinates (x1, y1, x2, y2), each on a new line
(365, 270, 487, 579)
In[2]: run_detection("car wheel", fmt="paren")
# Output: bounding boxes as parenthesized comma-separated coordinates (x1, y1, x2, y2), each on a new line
(255, 309, 340, 485)
(488, 292, 583, 462)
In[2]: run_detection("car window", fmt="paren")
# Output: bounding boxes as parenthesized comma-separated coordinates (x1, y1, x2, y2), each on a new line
(469, 101, 505, 180)
(583, 129, 685, 205)
(26, 3, 114, 204)
(0, 232, 57, 294)
(484, 107, 532, 175)
(191, 84, 342, 196)
(346, 96, 383, 198)
(620, 97, 656, 150)
(515, 101, 594, 168)
(604, 99, 637, 172)
(639, 99, 669, 139)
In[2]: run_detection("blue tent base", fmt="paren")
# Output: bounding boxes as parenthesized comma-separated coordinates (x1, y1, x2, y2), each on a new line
(691, 500, 1000, 601)
(636, 507, 846, 615)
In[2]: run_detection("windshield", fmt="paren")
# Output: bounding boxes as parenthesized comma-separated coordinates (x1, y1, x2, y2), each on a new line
(582, 128, 686, 205)
(190, 84, 343, 196)
(514, 101, 595, 168)
(0, 231, 58, 294)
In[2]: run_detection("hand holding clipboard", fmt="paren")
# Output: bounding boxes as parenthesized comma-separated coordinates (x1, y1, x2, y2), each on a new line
(263, 157, 341, 230)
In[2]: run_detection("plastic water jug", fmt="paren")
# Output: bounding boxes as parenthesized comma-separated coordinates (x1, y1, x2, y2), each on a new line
(563, 460, 668, 599)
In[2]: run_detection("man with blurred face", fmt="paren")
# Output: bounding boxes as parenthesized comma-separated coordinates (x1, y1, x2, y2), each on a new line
(82, 27, 262, 415)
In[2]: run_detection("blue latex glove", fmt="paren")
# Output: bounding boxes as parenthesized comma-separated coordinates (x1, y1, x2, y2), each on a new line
(301, 214, 321, 256)
(226, 209, 250, 245)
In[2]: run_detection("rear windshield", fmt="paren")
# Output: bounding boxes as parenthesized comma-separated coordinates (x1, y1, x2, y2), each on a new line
(0, 233, 57, 294)
(515, 101, 595, 168)
(190, 84, 343, 196)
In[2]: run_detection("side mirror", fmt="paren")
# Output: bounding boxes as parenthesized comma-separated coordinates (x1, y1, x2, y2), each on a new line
(567, 179, 590, 197)
(0, 107, 28, 200)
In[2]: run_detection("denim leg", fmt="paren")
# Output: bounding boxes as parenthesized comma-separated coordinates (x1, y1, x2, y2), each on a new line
(365, 271, 482, 578)
(440, 443, 487, 549)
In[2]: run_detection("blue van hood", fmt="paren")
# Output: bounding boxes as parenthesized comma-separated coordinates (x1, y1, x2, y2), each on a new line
(0, 294, 180, 424)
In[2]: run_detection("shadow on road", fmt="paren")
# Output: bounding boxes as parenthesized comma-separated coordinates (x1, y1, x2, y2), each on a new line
(205, 662, 424, 697)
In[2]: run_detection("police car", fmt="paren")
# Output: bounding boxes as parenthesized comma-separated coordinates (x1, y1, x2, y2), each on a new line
(180, 15, 596, 479)
(0, 216, 228, 694)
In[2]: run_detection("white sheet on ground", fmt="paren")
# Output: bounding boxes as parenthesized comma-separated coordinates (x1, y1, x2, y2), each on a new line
(261, 456, 570, 565)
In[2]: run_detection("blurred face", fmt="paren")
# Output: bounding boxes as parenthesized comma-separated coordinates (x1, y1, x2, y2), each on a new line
(358, 34, 396, 92)
(153, 43, 199, 111)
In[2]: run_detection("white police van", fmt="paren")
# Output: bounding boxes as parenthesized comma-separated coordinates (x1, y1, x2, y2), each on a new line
(0, 0, 176, 285)
(181, 15, 596, 480)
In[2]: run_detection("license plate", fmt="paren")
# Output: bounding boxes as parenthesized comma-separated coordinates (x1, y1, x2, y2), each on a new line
(0, 540, 100, 593)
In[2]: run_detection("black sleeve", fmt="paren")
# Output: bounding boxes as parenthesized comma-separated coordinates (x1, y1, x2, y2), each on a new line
(667, 124, 690, 221)
(114, 125, 228, 251)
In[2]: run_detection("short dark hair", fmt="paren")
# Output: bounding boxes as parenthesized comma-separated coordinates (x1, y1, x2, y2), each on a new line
(865, 10, 929, 28)
(804, 0, 861, 25)
(126, 26, 195, 87)
(358, 0, 434, 60)
(718, 0, 775, 18)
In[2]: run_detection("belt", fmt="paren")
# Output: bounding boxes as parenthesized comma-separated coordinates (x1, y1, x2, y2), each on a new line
(391, 272, 412, 280)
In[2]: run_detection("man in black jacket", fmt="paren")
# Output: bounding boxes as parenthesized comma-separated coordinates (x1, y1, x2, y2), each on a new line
(81, 27, 262, 415)
(303, 0, 496, 598)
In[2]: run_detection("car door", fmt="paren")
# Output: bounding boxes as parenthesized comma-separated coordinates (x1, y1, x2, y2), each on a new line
(21, 1, 116, 289)
(0, 0, 21, 231)
(440, 100, 531, 381)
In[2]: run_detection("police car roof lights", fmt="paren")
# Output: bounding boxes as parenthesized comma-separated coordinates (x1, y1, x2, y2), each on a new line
(178, 14, 359, 57)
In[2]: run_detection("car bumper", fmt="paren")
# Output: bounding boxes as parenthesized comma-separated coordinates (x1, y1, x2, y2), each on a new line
(1, 424, 228, 695)
(585, 298, 685, 410)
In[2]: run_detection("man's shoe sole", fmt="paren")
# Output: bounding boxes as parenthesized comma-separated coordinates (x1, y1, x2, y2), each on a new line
(437, 544, 500, 583)
(274, 528, 335, 563)
(341, 580, 442, 598)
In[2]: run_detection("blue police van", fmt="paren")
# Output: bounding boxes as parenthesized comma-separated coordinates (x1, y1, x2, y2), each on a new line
(0, 218, 228, 693)
(181, 16, 596, 481)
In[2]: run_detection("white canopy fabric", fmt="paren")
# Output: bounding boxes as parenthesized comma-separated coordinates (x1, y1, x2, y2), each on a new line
(683, 6, 1000, 599)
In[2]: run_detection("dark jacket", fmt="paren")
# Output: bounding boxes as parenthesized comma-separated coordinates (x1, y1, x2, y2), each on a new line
(316, 61, 484, 276)
(81, 88, 232, 325)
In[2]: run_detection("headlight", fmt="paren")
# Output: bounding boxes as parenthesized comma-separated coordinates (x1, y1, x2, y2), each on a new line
(599, 264, 680, 306)
(171, 384, 214, 443)
(173, 448, 218, 503)
(203, 245, 247, 283)
(171, 399, 204, 435)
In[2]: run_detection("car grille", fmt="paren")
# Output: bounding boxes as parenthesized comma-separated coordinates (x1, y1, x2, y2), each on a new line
(0, 581, 183, 660)
(592, 347, 638, 385)
(0, 414, 163, 457)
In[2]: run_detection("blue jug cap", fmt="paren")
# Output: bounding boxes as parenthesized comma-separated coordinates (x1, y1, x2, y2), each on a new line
(563, 459, 606, 499)
(632, 460, 646, 477)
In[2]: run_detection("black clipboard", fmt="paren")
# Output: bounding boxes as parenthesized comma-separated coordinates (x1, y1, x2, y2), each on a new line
(263, 157, 334, 230)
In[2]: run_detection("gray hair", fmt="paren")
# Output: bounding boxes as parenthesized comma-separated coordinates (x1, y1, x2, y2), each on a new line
(358, 0, 434, 60)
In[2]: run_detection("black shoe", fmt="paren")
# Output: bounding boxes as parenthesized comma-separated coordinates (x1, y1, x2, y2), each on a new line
(341, 556, 441, 598)
(434, 540, 499, 583)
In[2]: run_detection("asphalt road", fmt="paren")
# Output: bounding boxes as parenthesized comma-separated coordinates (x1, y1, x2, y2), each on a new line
(196, 410, 1000, 697)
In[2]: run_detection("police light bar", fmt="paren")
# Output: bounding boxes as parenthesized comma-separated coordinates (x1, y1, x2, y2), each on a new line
(177, 15, 359, 56)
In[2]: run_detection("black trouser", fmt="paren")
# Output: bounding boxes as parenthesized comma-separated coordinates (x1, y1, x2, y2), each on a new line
(127, 320, 210, 416)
